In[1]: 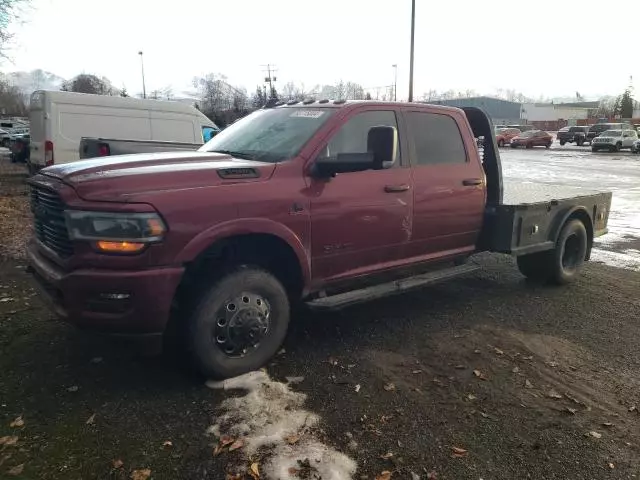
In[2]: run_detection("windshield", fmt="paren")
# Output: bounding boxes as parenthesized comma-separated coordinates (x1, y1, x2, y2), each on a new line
(199, 107, 334, 162)
(601, 130, 622, 136)
(590, 124, 616, 132)
(569, 127, 584, 132)
(519, 131, 536, 137)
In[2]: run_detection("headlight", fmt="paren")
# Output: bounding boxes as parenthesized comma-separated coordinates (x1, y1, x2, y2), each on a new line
(65, 211, 166, 254)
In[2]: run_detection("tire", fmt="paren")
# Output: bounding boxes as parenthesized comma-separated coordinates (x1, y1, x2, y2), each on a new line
(187, 266, 290, 379)
(510, 144, 518, 149)
(525, 142, 533, 149)
(559, 140, 566, 146)
(615, 142, 621, 152)
(517, 219, 588, 285)
(576, 138, 584, 146)
(498, 139, 504, 147)
(591, 147, 598, 153)
(545, 142, 551, 149)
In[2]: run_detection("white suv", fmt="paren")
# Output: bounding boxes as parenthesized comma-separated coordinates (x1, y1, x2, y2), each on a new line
(591, 129, 638, 152)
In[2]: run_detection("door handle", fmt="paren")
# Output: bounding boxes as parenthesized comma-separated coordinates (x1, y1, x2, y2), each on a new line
(462, 178, 482, 186)
(384, 184, 410, 193)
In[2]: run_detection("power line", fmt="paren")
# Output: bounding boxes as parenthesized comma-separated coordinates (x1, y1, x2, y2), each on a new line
(261, 64, 278, 98)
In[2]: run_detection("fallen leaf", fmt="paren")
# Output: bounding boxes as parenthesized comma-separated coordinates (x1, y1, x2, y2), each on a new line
(130, 468, 152, 480)
(380, 452, 394, 460)
(480, 412, 490, 418)
(473, 370, 487, 380)
(602, 422, 614, 427)
(412, 370, 422, 374)
(467, 394, 477, 401)
(0, 454, 12, 468)
(629, 405, 637, 412)
(452, 446, 468, 457)
(410, 472, 420, 480)
(227, 474, 243, 480)
(375, 471, 392, 480)
(67, 386, 79, 393)
(511, 366, 520, 373)
(249, 462, 260, 479)
(220, 435, 234, 447)
(524, 379, 533, 389)
(284, 434, 300, 445)
(86, 414, 96, 425)
(546, 361, 559, 368)
(454, 365, 466, 370)
(277, 348, 286, 355)
(354, 384, 361, 393)
(112, 459, 124, 469)
(328, 357, 338, 366)
(566, 408, 577, 415)
(0, 436, 18, 447)
(162, 440, 173, 448)
(547, 389, 563, 399)
(473, 349, 481, 354)
(285, 376, 305, 384)
(7, 464, 24, 476)
(228, 439, 243, 451)
(494, 347, 504, 355)
(426, 471, 437, 479)
(9, 416, 23, 428)
(523, 355, 533, 360)
(212, 444, 223, 457)
(383, 383, 396, 392)
(288, 467, 300, 475)
(608, 462, 615, 469)
(588, 431, 602, 439)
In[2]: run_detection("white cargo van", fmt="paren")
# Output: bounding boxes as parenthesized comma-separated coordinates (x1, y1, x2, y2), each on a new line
(29, 90, 218, 168)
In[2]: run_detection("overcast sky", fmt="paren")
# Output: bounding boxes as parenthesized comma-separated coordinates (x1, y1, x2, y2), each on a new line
(5, 0, 639, 100)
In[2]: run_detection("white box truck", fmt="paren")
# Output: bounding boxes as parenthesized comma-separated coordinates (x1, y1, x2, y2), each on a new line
(29, 90, 219, 171)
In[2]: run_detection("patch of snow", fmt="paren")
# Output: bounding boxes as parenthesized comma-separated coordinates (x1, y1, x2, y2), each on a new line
(206, 370, 357, 480)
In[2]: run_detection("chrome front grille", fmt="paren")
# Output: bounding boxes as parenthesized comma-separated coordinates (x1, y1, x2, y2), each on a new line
(30, 186, 73, 257)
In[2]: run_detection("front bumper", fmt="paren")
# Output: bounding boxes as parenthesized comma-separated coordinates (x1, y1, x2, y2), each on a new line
(591, 142, 614, 149)
(26, 240, 184, 335)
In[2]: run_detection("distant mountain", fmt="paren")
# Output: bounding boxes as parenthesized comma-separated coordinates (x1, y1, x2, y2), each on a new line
(0, 69, 66, 95)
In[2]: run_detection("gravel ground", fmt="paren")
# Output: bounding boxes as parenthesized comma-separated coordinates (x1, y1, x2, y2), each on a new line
(0, 148, 639, 480)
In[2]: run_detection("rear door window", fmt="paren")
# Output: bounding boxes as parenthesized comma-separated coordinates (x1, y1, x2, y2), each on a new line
(406, 111, 467, 166)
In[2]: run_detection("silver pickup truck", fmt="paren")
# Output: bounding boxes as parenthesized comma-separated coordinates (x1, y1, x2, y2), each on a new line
(79, 137, 202, 160)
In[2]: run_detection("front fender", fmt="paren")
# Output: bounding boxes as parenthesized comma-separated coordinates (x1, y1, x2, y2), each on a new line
(175, 217, 311, 284)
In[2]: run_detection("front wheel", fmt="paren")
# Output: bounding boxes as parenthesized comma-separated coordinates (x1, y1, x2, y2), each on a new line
(559, 140, 566, 146)
(187, 266, 290, 379)
(576, 138, 584, 146)
(545, 142, 551, 149)
(614, 143, 621, 152)
(592, 147, 599, 152)
(525, 142, 533, 149)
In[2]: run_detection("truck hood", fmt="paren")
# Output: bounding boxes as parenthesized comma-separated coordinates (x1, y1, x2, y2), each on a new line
(41, 151, 278, 202)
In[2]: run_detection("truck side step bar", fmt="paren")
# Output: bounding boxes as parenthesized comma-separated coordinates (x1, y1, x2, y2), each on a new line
(306, 263, 479, 311)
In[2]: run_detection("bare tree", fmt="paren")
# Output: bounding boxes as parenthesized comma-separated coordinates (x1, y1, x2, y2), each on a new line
(61, 74, 114, 95)
(193, 73, 249, 127)
(0, 0, 28, 60)
(0, 76, 27, 116)
(334, 80, 347, 100)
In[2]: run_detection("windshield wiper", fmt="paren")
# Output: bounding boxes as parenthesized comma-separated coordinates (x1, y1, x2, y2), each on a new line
(209, 149, 256, 160)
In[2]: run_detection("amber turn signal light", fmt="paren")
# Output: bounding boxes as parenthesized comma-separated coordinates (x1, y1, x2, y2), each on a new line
(95, 241, 146, 253)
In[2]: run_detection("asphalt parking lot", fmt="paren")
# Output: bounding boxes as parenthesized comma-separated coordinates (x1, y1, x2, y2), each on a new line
(0, 148, 639, 480)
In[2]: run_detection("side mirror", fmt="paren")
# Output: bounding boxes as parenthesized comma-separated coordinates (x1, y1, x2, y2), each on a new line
(367, 125, 397, 168)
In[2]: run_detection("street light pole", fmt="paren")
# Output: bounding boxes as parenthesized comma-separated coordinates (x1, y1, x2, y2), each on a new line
(392, 64, 398, 101)
(138, 51, 147, 99)
(408, 0, 415, 102)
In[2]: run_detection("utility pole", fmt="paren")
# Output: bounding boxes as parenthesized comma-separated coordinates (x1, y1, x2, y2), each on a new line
(138, 51, 147, 99)
(408, 0, 415, 102)
(392, 64, 398, 101)
(261, 64, 278, 99)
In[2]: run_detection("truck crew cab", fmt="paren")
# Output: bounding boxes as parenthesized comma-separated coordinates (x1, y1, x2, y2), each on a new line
(26, 101, 612, 378)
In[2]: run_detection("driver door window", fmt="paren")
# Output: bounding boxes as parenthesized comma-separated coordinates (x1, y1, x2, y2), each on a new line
(320, 111, 400, 167)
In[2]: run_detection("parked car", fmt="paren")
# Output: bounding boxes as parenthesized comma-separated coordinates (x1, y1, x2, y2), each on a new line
(0, 128, 10, 148)
(557, 126, 589, 146)
(632, 139, 640, 153)
(510, 130, 553, 149)
(26, 101, 612, 378)
(591, 129, 638, 152)
(587, 122, 632, 142)
(507, 124, 535, 132)
(28, 90, 219, 172)
(495, 128, 521, 147)
(9, 134, 30, 163)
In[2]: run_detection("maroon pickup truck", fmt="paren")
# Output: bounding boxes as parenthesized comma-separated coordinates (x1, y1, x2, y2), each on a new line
(26, 101, 612, 378)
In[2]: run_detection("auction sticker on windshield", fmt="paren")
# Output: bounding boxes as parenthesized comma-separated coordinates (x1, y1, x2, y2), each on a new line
(290, 110, 325, 118)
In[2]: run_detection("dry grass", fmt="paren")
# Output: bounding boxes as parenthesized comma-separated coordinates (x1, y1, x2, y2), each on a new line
(0, 159, 31, 260)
